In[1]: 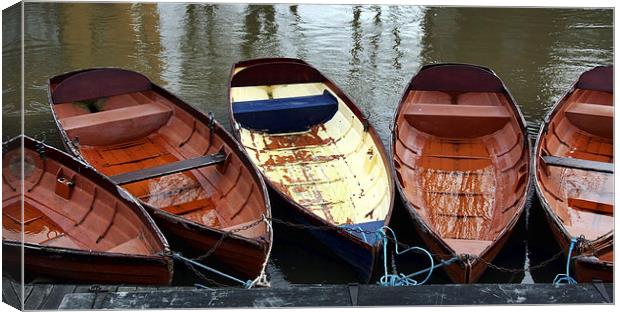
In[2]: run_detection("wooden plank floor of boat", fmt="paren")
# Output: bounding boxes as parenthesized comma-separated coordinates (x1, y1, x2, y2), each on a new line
(80, 135, 224, 228)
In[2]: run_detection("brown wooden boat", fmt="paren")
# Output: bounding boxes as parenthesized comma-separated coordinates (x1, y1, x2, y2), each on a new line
(2, 135, 173, 285)
(534, 65, 613, 283)
(47, 68, 272, 281)
(391, 64, 531, 283)
(228, 58, 395, 282)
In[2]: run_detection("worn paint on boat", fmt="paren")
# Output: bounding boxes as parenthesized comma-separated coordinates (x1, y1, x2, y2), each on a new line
(228, 58, 394, 282)
(47, 68, 272, 280)
(391, 64, 531, 283)
(534, 65, 613, 283)
(2, 135, 173, 285)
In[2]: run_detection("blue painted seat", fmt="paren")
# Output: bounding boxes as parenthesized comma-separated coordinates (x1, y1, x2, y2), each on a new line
(340, 220, 385, 246)
(232, 90, 338, 134)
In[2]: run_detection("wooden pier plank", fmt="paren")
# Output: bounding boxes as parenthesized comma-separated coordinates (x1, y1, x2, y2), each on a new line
(1, 278, 21, 310)
(24, 284, 54, 310)
(92, 285, 120, 309)
(57, 283, 613, 309)
(39, 285, 76, 310)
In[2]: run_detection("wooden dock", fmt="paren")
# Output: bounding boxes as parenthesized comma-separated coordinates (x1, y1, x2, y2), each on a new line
(1, 277, 613, 309)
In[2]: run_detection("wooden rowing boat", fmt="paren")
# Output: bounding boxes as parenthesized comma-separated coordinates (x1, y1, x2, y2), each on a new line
(228, 58, 395, 282)
(391, 64, 531, 283)
(47, 68, 272, 281)
(2, 135, 173, 285)
(534, 65, 613, 283)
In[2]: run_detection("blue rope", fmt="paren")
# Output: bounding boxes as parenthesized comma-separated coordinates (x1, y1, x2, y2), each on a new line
(376, 226, 435, 286)
(553, 237, 578, 285)
(173, 253, 254, 288)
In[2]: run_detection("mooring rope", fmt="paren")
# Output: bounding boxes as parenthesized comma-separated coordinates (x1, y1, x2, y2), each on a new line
(376, 226, 435, 286)
(172, 214, 574, 288)
(173, 253, 254, 288)
(247, 214, 273, 288)
(174, 214, 272, 289)
(553, 237, 578, 285)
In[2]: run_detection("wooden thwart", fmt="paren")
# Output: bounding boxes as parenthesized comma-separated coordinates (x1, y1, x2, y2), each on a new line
(110, 152, 227, 185)
(541, 155, 613, 174)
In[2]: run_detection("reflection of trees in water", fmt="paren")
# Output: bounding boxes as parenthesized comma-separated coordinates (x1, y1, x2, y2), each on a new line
(241, 5, 279, 59)
(388, 6, 403, 70)
(368, 5, 381, 69)
(128, 3, 163, 77)
(348, 5, 363, 80)
(182, 4, 219, 59)
(289, 5, 307, 59)
(2, 4, 22, 139)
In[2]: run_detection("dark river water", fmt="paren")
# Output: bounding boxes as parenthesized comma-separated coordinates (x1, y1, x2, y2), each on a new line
(2, 3, 613, 287)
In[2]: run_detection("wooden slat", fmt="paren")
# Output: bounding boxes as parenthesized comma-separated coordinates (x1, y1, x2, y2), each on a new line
(542, 156, 613, 174)
(1, 278, 21, 310)
(24, 284, 54, 310)
(110, 152, 226, 185)
(39, 285, 76, 310)
(58, 283, 614, 309)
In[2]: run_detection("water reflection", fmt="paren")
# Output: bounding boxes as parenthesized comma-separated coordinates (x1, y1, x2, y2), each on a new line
(3, 3, 613, 285)
(348, 5, 363, 82)
(241, 5, 279, 59)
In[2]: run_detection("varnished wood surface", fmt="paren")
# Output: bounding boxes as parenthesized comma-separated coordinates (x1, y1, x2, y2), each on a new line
(48, 68, 272, 280)
(2, 136, 173, 285)
(534, 66, 613, 283)
(392, 64, 530, 283)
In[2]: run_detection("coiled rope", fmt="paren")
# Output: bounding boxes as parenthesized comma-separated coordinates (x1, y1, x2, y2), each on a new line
(376, 226, 434, 286)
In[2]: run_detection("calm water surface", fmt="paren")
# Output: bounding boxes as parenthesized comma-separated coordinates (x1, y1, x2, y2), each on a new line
(2, 3, 613, 286)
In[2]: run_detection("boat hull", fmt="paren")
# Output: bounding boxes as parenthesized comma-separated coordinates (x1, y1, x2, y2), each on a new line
(3, 242, 172, 285)
(47, 68, 273, 283)
(228, 58, 394, 283)
(149, 209, 268, 279)
(2, 136, 174, 285)
(533, 65, 614, 284)
(269, 189, 377, 282)
(391, 64, 531, 283)
(574, 256, 613, 283)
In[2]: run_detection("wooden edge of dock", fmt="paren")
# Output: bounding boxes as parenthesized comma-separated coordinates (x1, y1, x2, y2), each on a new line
(1, 277, 614, 309)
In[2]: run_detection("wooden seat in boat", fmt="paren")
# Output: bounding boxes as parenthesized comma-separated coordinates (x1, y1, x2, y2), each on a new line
(403, 103, 511, 137)
(232, 90, 338, 133)
(568, 192, 613, 214)
(541, 155, 613, 174)
(565, 102, 613, 138)
(110, 152, 227, 185)
(59, 102, 172, 146)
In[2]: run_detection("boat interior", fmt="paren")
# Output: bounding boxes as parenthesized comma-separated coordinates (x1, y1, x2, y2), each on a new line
(536, 66, 613, 242)
(49, 69, 268, 240)
(2, 140, 164, 256)
(393, 65, 529, 256)
(230, 61, 391, 240)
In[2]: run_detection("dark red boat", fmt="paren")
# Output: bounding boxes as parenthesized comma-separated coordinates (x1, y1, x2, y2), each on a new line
(228, 58, 395, 282)
(2, 135, 173, 285)
(534, 65, 613, 283)
(47, 68, 272, 281)
(391, 64, 531, 283)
